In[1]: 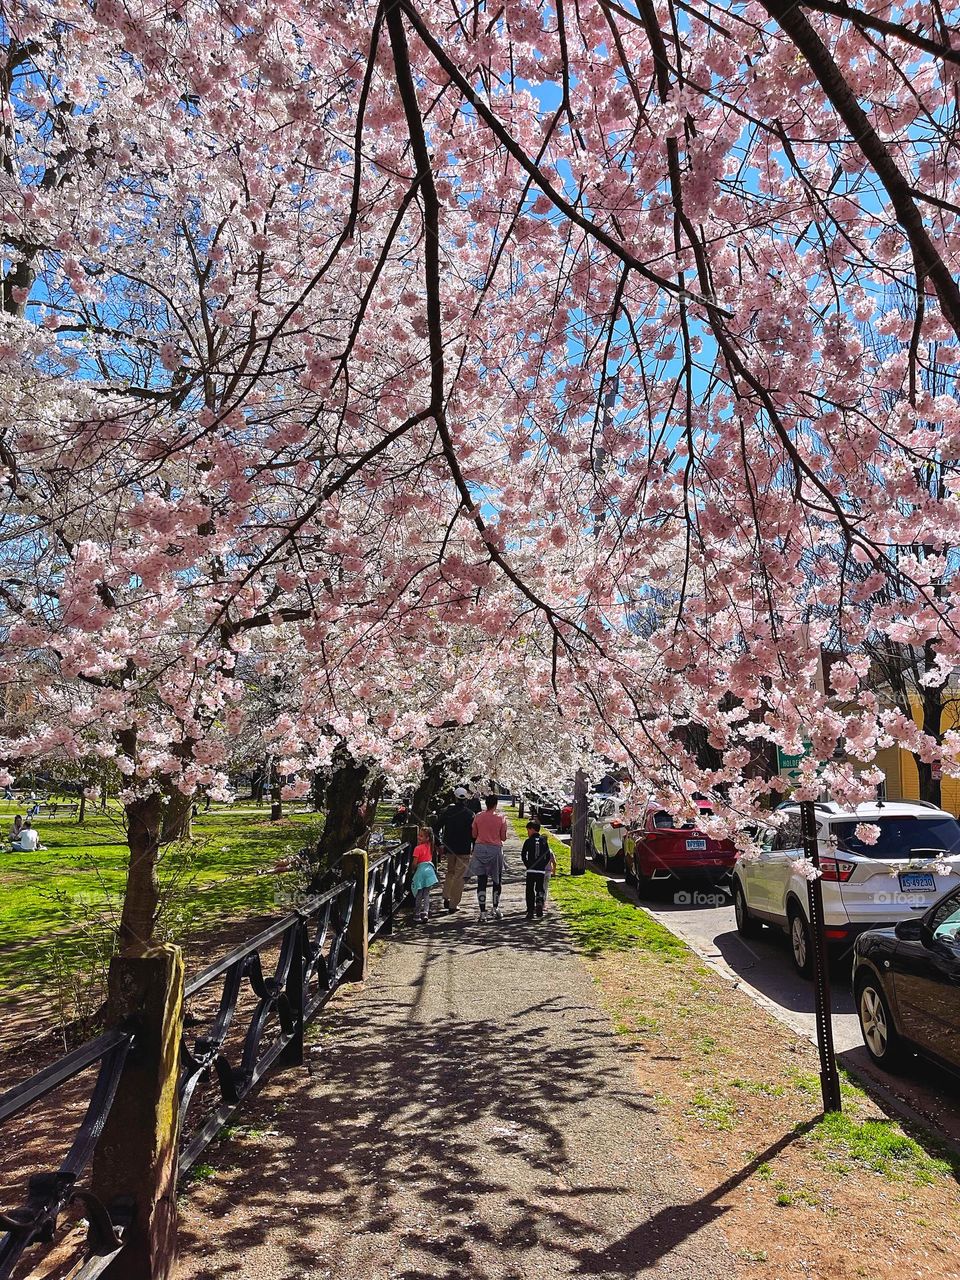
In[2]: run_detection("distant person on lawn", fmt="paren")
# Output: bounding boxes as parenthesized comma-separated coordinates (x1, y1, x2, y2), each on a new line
(411, 827, 439, 924)
(438, 788, 474, 913)
(521, 820, 556, 920)
(17, 820, 43, 851)
(468, 795, 508, 922)
(8, 814, 23, 845)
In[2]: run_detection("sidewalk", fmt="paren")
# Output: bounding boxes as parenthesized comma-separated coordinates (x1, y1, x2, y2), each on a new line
(177, 832, 738, 1279)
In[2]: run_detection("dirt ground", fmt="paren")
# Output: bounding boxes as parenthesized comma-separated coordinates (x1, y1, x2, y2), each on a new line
(589, 943, 960, 1279)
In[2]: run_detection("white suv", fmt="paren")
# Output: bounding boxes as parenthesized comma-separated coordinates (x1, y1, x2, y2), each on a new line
(589, 795, 626, 871)
(732, 801, 960, 976)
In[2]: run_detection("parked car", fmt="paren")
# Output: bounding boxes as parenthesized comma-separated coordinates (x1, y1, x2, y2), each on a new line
(623, 802, 736, 895)
(589, 795, 626, 871)
(524, 791, 574, 831)
(853, 885, 960, 1073)
(525, 793, 562, 827)
(732, 800, 960, 977)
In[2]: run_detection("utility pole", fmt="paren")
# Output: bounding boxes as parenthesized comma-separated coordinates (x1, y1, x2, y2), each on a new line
(571, 374, 620, 876)
(570, 769, 587, 875)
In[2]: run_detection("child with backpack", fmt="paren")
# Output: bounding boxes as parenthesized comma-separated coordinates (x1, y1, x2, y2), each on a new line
(521, 820, 557, 919)
(411, 826, 439, 923)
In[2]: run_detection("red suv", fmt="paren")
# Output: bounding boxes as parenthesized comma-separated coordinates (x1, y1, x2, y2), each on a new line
(623, 803, 736, 895)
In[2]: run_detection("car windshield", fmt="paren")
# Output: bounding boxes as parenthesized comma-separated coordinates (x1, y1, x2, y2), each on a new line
(833, 816, 960, 859)
(653, 811, 699, 830)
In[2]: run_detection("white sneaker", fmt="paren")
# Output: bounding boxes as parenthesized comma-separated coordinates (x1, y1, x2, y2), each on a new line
(494, 908, 504, 921)
(478, 911, 488, 923)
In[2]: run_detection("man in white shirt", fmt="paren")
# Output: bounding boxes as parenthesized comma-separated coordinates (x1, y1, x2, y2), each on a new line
(17, 821, 41, 851)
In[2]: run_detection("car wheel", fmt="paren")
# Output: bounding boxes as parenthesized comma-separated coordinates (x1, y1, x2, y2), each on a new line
(788, 904, 813, 978)
(633, 868, 657, 898)
(733, 880, 763, 939)
(856, 976, 906, 1071)
(599, 838, 609, 871)
(624, 853, 637, 888)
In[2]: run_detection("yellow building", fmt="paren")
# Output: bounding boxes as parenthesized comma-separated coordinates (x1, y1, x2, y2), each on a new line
(874, 695, 960, 817)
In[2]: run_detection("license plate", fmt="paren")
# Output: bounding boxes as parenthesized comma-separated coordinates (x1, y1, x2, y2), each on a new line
(899, 871, 936, 892)
(686, 839, 707, 851)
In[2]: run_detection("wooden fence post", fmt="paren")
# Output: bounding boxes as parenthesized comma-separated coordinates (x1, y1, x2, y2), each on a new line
(343, 848, 369, 983)
(91, 944, 184, 1280)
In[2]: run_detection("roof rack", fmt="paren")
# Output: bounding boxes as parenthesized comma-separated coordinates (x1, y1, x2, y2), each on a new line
(908, 800, 942, 810)
(775, 800, 839, 813)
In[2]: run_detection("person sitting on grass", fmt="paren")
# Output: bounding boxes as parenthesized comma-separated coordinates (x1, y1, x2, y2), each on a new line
(8, 814, 23, 846)
(16, 820, 43, 851)
(521, 820, 557, 920)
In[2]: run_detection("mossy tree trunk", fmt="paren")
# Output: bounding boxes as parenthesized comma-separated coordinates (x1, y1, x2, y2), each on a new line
(310, 748, 381, 886)
(119, 790, 164, 955)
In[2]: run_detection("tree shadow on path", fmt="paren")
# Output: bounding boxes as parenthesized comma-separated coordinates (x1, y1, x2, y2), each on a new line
(178, 902, 743, 1280)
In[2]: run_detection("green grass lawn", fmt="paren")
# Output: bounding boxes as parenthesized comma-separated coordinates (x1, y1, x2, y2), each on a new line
(0, 801, 324, 1002)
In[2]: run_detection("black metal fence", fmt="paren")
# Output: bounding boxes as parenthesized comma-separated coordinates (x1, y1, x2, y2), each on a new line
(178, 876, 357, 1172)
(368, 841, 413, 939)
(0, 1029, 135, 1280)
(0, 839, 413, 1280)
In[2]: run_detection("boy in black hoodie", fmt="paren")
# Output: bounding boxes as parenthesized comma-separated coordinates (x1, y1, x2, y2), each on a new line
(521, 820, 557, 920)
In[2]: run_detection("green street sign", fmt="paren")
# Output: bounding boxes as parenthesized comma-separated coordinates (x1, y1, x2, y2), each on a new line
(777, 742, 812, 774)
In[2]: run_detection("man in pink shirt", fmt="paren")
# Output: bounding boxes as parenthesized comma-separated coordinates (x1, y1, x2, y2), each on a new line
(467, 795, 508, 922)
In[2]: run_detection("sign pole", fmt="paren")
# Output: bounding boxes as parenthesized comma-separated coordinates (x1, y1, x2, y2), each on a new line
(799, 798, 842, 1113)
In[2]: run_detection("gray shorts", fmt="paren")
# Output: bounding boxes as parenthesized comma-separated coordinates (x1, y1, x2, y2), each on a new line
(467, 843, 505, 880)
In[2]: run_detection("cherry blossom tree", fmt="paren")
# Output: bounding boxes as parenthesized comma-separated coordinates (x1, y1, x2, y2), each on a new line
(5, 0, 960, 950)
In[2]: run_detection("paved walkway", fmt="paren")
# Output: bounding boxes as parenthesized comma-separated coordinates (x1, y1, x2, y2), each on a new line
(178, 833, 737, 1279)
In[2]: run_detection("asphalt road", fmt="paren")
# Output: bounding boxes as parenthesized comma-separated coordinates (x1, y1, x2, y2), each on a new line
(573, 841, 960, 1152)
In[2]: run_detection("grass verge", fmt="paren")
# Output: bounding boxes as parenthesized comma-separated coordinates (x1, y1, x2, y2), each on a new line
(509, 810, 960, 1278)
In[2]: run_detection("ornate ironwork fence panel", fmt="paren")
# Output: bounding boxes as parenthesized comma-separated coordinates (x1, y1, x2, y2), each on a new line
(0, 1029, 135, 1280)
(178, 877, 356, 1173)
(368, 841, 413, 940)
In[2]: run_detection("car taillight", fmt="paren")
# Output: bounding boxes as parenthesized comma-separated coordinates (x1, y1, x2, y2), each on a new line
(820, 857, 856, 882)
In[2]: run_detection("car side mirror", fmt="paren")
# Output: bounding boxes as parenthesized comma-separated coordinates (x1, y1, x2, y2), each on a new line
(896, 918, 937, 947)
(894, 918, 924, 943)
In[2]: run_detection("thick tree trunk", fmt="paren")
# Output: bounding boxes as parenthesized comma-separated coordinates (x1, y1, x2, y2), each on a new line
(918, 684, 943, 807)
(118, 792, 164, 955)
(916, 758, 941, 808)
(161, 786, 193, 843)
(270, 759, 283, 822)
(311, 750, 376, 885)
(410, 756, 449, 827)
(78, 788, 86, 825)
(570, 768, 588, 875)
